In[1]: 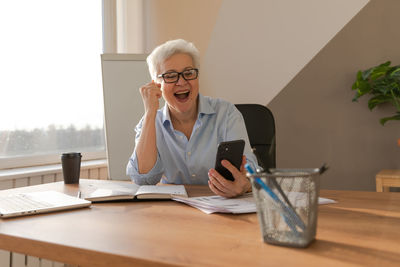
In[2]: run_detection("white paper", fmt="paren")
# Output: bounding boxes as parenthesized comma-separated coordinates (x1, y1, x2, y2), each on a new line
(318, 197, 337, 205)
(136, 185, 187, 197)
(83, 181, 140, 200)
(173, 193, 336, 214)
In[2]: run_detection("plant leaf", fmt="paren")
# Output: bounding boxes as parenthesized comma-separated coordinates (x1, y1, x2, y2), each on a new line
(361, 68, 373, 80)
(357, 80, 371, 94)
(380, 112, 400, 125)
(351, 81, 358, 90)
(357, 70, 363, 80)
(352, 61, 400, 126)
(352, 71, 363, 90)
(390, 66, 400, 79)
(371, 77, 396, 94)
(368, 95, 392, 110)
(365, 61, 391, 81)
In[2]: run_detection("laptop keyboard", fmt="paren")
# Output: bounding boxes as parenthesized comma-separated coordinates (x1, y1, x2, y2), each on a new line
(0, 194, 53, 213)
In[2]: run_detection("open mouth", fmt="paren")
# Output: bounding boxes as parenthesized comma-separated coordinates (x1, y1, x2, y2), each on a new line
(174, 90, 190, 100)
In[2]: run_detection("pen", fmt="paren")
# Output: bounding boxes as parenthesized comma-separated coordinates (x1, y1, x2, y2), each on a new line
(263, 171, 305, 231)
(77, 191, 81, 199)
(245, 164, 305, 233)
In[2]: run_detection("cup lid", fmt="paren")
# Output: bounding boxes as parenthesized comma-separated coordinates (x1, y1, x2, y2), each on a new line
(62, 152, 82, 158)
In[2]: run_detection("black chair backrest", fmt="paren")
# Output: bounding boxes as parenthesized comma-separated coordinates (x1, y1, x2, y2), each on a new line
(235, 104, 276, 170)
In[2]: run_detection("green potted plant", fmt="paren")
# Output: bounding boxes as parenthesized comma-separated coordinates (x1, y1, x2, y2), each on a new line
(352, 61, 400, 125)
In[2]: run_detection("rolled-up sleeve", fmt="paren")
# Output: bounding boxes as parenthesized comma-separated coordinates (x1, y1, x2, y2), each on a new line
(126, 150, 164, 185)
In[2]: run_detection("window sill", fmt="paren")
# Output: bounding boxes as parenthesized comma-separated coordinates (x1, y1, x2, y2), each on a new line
(0, 159, 107, 181)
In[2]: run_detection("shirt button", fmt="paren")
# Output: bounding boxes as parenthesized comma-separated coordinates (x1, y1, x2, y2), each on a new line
(187, 151, 191, 156)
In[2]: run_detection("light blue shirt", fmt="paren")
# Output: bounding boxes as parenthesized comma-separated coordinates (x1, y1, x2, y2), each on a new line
(126, 94, 258, 185)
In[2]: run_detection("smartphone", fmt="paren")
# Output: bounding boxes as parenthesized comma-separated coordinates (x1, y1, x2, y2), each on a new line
(214, 140, 245, 181)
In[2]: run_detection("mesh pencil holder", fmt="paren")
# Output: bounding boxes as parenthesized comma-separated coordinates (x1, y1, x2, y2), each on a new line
(247, 167, 325, 248)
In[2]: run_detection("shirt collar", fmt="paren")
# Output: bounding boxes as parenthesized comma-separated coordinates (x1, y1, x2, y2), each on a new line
(161, 94, 216, 125)
(161, 103, 171, 126)
(197, 94, 216, 117)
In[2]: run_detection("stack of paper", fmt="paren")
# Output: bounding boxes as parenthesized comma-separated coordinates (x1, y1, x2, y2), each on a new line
(172, 193, 336, 214)
(173, 193, 256, 214)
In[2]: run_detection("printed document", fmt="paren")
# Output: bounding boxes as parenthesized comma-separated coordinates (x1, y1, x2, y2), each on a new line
(173, 193, 336, 214)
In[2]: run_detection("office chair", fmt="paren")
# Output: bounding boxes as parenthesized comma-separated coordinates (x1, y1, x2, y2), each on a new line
(235, 104, 276, 170)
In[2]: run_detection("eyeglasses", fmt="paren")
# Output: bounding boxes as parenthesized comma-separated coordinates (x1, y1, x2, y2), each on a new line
(157, 68, 199, 83)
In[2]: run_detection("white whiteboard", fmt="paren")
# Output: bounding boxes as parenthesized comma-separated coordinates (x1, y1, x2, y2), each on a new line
(101, 54, 151, 180)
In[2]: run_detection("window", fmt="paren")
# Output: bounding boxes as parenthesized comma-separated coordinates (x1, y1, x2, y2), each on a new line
(0, 0, 105, 169)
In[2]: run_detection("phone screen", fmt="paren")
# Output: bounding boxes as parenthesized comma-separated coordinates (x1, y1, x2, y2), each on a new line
(214, 140, 245, 181)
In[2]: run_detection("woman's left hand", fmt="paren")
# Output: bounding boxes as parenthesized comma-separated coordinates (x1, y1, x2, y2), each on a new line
(208, 156, 252, 198)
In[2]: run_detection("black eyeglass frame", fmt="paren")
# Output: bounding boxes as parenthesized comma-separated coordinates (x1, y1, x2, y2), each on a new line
(157, 68, 199, 83)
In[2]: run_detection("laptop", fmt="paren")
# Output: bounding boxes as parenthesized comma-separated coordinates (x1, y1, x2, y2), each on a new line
(0, 191, 91, 218)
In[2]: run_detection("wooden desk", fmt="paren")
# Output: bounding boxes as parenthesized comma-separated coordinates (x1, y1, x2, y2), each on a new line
(376, 169, 400, 192)
(0, 179, 399, 267)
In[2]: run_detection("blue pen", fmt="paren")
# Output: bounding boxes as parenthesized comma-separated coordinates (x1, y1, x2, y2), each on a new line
(246, 164, 305, 229)
(245, 164, 305, 234)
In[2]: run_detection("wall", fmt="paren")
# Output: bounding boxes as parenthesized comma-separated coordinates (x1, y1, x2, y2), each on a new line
(268, 0, 400, 191)
(126, 0, 399, 191)
(143, 0, 222, 56)
(200, 0, 369, 104)
(141, 1, 368, 104)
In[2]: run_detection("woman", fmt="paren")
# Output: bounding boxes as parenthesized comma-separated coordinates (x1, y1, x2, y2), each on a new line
(126, 39, 258, 198)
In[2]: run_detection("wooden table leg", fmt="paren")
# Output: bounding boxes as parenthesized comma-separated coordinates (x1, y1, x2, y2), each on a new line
(375, 177, 383, 192)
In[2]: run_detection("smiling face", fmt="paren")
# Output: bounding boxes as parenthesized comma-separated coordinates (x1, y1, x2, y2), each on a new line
(158, 53, 199, 119)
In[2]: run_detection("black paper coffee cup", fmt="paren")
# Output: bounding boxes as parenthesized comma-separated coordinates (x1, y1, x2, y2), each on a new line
(61, 152, 82, 184)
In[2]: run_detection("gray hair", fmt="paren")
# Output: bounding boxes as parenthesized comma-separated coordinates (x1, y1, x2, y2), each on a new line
(146, 39, 200, 82)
